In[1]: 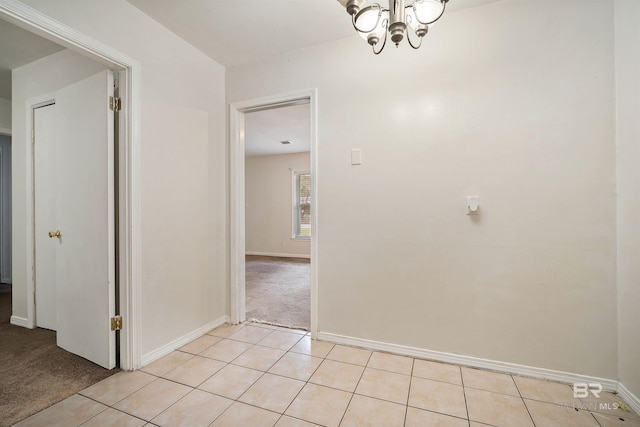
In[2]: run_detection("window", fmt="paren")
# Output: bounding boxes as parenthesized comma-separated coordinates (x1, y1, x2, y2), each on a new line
(293, 171, 311, 238)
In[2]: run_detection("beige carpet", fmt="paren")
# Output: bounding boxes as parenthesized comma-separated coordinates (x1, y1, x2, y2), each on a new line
(0, 285, 117, 427)
(245, 256, 310, 329)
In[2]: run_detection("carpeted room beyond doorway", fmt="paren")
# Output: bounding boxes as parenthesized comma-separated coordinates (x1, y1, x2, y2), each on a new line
(245, 256, 310, 330)
(0, 283, 117, 427)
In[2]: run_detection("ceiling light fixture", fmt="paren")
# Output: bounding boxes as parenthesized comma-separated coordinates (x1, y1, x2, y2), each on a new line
(344, 0, 449, 54)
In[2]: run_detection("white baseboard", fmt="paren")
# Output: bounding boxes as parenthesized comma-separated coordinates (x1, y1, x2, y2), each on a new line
(618, 381, 640, 415)
(246, 251, 310, 259)
(141, 315, 229, 366)
(10, 315, 33, 329)
(316, 331, 619, 392)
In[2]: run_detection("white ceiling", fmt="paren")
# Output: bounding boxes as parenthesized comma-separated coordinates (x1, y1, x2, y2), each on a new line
(245, 103, 310, 157)
(0, 19, 65, 99)
(125, 0, 501, 156)
(127, 0, 502, 68)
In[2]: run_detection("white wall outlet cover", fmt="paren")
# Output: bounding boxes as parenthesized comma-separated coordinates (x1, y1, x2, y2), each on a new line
(467, 196, 479, 212)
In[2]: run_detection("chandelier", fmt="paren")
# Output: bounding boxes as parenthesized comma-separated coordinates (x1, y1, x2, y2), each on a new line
(344, 0, 450, 54)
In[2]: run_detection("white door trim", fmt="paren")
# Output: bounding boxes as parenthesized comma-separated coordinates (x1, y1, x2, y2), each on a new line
(230, 89, 319, 338)
(26, 94, 55, 330)
(0, 0, 142, 370)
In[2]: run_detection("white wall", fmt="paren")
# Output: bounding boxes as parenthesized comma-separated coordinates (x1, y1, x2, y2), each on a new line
(15, 0, 227, 359)
(0, 97, 10, 132)
(12, 48, 108, 321)
(228, 0, 618, 379)
(246, 152, 310, 257)
(0, 134, 11, 283)
(615, 0, 640, 400)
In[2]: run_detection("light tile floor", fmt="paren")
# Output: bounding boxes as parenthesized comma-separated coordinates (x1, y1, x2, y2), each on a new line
(15, 322, 640, 427)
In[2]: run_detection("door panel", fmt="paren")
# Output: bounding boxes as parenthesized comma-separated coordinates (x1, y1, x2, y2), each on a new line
(34, 104, 57, 331)
(54, 70, 115, 369)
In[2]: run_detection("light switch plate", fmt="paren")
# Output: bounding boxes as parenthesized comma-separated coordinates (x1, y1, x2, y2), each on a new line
(351, 148, 362, 165)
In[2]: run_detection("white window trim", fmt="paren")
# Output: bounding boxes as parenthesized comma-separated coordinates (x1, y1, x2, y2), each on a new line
(292, 170, 311, 240)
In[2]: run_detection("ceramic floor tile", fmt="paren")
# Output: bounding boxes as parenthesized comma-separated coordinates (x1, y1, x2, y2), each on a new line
(227, 325, 274, 344)
(408, 377, 467, 419)
(113, 378, 192, 421)
(268, 351, 323, 381)
(232, 345, 286, 371)
(592, 411, 640, 427)
(366, 352, 413, 375)
(274, 415, 319, 427)
(80, 370, 157, 406)
(207, 323, 245, 338)
(326, 344, 371, 366)
(80, 408, 147, 427)
(285, 383, 352, 427)
(465, 387, 533, 427)
(405, 407, 469, 427)
(290, 336, 335, 358)
(239, 373, 305, 413)
(258, 330, 304, 351)
(198, 363, 264, 400)
(525, 398, 600, 427)
(274, 326, 307, 335)
(355, 367, 411, 405)
(200, 339, 253, 362)
(15, 394, 107, 427)
(152, 389, 233, 427)
(340, 394, 406, 427)
(309, 359, 365, 392)
(580, 391, 640, 420)
(209, 401, 280, 427)
(140, 351, 194, 376)
(161, 355, 226, 387)
(249, 322, 281, 330)
(462, 367, 519, 396)
(412, 359, 462, 385)
(179, 334, 222, 354)
(512, 376, 576, 405)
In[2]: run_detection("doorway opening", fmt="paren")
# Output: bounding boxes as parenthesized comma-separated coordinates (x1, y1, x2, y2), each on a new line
(244, 102, 311, 329)
(0, 1, 142, 370)
(230, 90, 318, 337)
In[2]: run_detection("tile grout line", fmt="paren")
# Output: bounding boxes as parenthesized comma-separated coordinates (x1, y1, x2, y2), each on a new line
(511, 373, 537, 427)
(403, 358, 415, 427)
(459, 365, 472, 427)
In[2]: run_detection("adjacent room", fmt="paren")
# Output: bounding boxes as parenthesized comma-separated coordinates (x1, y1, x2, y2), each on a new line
(244, 102, 311, 329)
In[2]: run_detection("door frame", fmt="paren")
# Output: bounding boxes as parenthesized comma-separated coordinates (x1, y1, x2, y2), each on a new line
(230, 89, 319, 338)
(0, 0, 142, 370)
(29, 96, 55, 331)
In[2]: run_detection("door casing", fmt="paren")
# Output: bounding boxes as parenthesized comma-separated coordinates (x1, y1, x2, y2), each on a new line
(230, 90, 319, 337)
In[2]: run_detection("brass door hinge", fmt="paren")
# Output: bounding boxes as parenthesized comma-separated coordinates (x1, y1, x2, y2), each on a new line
(110, 315, 123, 331)
(109, 96, 122, 112)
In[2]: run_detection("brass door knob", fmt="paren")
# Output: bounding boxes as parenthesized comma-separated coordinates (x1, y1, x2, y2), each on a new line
(48, 230, 62, 238)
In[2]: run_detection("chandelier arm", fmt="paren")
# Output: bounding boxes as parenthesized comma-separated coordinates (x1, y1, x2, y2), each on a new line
(414, 0, 447, 25)
(372, 30, 387, 55)
(406, 29, 423, 49)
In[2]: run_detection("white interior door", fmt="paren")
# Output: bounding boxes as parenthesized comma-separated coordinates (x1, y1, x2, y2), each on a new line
(34, 104, 58, 331)
(54, 70, 116, 369)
